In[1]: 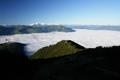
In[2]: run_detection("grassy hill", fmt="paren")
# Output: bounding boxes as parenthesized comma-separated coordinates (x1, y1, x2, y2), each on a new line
(31, 46, 120, 80)
(31, 40, 85, 59)
(1, 41, 120, 80)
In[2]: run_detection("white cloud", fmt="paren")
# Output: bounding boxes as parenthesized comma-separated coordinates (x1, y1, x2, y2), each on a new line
(0, 29, 120, 56)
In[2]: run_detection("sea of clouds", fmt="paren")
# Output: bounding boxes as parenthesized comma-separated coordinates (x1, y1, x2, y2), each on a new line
(0, 29, 120, 56)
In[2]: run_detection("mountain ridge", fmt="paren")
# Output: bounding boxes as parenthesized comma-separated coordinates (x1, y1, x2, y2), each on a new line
(0, 40, 120, 80)
(0, 24, 74, 35)
(31, 40, 85, 59)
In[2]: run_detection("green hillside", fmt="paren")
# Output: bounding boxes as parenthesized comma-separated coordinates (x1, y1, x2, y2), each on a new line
(31, 40, 85, 59)
(1, 41, 120, 80)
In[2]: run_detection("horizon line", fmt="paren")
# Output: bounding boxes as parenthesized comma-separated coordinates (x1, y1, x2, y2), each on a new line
(1, 23, 120, 26)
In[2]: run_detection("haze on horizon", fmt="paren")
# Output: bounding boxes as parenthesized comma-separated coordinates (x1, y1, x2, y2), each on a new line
(0, 0, 120, 25)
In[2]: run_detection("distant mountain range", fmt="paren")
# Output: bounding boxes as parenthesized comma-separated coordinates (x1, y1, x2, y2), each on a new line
(1, 24, 120, 36)
(72, 25, 120, 31)
(0, 24, 74, 35)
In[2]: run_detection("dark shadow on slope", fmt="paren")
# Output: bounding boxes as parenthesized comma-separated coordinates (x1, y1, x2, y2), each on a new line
(31, 46, 120, 80)
(1, 42, 120, 80)
(0, 42, 33, 80)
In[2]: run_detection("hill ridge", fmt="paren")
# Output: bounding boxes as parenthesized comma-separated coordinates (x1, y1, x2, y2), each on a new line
(31, 40, 85, 59)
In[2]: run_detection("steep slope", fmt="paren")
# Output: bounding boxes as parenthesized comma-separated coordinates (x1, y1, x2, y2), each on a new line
(31, 46, 120, 80)
(31, 40, 85, 59)
(1, 41, 120, 80)
(0, 42, 32, 80)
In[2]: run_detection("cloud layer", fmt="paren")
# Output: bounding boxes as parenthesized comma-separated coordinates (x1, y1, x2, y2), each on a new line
(0, 29, 120, 56)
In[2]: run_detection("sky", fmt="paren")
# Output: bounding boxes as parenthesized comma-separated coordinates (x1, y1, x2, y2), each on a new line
(0, 0, 120, 25)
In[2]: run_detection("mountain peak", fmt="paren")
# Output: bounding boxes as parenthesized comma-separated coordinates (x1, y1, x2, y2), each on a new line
(57, 40, 85, 49)
(31, 40, 85, 59)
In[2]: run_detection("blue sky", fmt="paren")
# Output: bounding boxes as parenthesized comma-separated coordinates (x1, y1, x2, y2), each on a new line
(0, 0, 120, 25)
